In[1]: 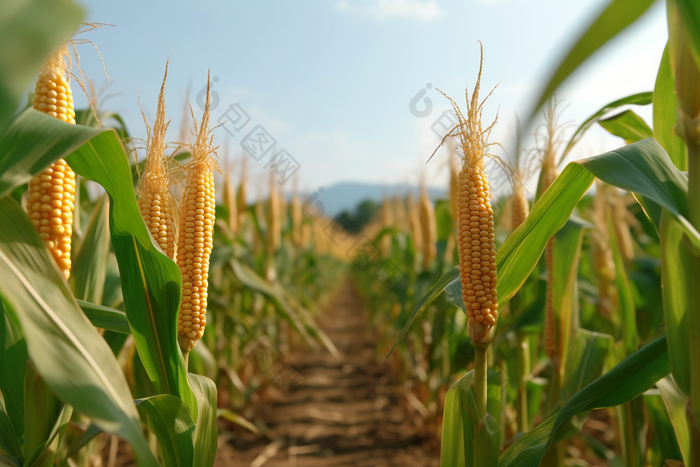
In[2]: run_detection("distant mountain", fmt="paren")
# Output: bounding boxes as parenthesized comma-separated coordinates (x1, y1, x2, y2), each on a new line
(303, 182, 447, 217)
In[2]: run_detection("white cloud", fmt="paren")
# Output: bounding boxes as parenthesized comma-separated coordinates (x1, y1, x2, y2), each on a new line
(334, 0, 444, 22)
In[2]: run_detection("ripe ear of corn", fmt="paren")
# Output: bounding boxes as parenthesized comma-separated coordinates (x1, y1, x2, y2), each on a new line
(138, 61, 176, 260)
(511, 182, 529, 230)
(436, 44, 499, 347)
(176, 72, 217, 353)
(28, 45, 76, 280)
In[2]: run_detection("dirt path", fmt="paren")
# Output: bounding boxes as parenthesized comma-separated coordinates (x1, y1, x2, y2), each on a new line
(217, 280, 439, 466)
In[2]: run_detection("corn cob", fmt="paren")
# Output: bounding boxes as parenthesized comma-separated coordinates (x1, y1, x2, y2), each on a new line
(434, 44, 499, 346)
(138, 61, 176, 260)
(176, 72, 218, 353)
(511, 182, 529, 231)
(418, 186, 437, 269)
(510, 116, 531, 232)
(28, 45, 76, 280)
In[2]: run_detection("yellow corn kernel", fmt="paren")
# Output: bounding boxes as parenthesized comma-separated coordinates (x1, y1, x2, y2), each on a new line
(28, 46, 75, 280)
(458, 165, 498, 330)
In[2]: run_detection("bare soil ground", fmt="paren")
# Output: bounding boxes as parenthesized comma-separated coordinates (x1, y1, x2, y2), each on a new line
(216, 281, 439, 466)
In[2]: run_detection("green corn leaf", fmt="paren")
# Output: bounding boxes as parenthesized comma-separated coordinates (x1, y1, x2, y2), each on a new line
(388, 266, 459, 356)
(136, 395, 196, 467)
(653, 45, 687, 171)
(22, 361, 62, 464)
(70, 194, 110, 304)
(77, 300, 130, 335)
(563, 329, 612, 402)
(528, 0, 655, 121)
(217, 409, 262, 435)
(659, 211, 692, 396)
(65, 423, 103, 459)
(657, 376, 691, 465)
(598, 110, 653, 144)
(0, 299, 26, 460)
(440, 371, 475, 467)
(560, 92, 652, 164)
(441, 371, 501, 466)
(644, 391, 683, 466)
(188, 374, 218, 467)
(676, 0, 700, 67)
(0, 397, 21, 466)
(551, 216, 592, 374)
(0, 197, 158, 467)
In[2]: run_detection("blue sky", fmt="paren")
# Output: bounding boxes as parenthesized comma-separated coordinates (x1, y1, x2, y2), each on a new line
(74, 0, 667, 198)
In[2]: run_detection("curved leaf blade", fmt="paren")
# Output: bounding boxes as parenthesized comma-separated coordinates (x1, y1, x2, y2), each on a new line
(653, 45, 687, 171)
(561, 92, 652, 163)
(598, 109, 653, 144)
(0, 299, 26, 459)
(77, 300, 130, 335)
(70, 194, 110, 303)
(528, 0, 655, 120)
(0, 197, 158, 467)
(136, 395, 195, 467)
(188, 374, 218, 467)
